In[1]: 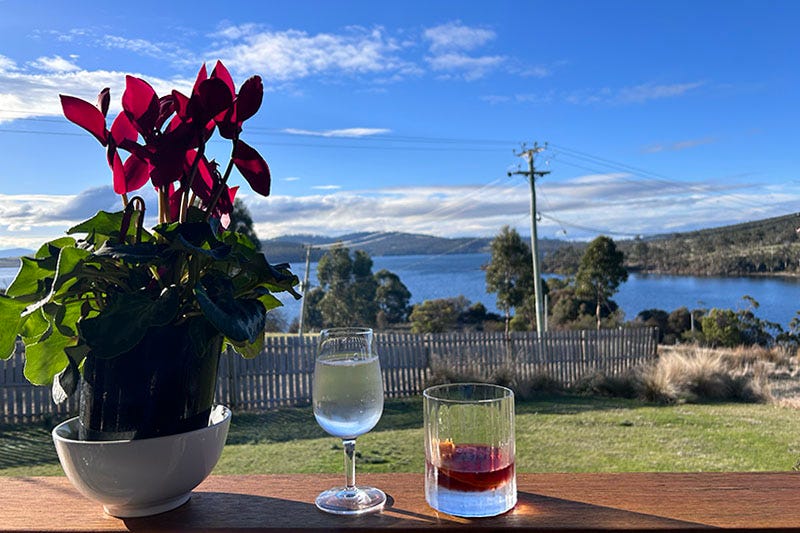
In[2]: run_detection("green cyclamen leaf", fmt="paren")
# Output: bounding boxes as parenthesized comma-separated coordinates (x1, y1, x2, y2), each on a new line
(67, 211, 125, 238)
(23, 323, 71, 386)
(226, 333, 264, 359)
(22, 246, 91, 317)
(0, 295, 27, 360)
(77, 287, 180, 358)
(5, 257, 53, 299)
(195, 281, 266, 343)
(93, 241, 162, 262)
(258, 293, 283, 311)
(157, 221, 231, 259)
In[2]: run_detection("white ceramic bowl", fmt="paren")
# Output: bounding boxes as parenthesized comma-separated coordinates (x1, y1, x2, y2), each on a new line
(52, 405, 231, 518)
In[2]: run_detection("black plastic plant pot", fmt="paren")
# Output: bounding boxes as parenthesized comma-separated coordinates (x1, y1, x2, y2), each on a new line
(79, 318, 224, 441)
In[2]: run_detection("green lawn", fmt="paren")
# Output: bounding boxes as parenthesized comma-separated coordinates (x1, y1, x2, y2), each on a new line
(2, 395, 799, 476)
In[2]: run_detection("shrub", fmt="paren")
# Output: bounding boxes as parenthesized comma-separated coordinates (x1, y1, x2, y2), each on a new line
(513, 372, 564, 400)
(573, 370, 639, 399)
(424, 358, 564, 400)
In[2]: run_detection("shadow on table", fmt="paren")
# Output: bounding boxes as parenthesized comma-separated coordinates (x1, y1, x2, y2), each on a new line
(123, 491, 460, 530)
(513, 491, 709, 530)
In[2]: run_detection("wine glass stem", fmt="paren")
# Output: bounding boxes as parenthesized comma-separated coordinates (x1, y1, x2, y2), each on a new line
(343, 438, 357, 491)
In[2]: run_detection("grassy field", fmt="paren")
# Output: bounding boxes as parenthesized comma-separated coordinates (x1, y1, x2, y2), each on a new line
(2, 394, 799, 476)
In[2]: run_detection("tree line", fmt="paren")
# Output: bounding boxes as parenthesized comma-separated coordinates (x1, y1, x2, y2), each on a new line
(544, 212, 800, 277)
(225, 202, 800, 348)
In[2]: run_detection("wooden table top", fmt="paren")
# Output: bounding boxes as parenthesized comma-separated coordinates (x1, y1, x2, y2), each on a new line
(2, 472, 800, 531)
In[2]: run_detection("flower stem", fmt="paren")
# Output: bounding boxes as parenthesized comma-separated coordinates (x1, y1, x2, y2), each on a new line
(180, 143, 205, 223)
(159, 186, 169, 224)
(204, 140, 237, 221)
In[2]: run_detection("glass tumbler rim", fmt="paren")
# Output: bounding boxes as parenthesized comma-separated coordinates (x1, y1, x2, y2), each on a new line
(423, 382, 514, 404)
(319, 327, 374, 336)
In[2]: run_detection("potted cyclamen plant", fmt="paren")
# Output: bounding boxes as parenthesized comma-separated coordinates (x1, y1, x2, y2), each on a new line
(0, 61, 299, 441)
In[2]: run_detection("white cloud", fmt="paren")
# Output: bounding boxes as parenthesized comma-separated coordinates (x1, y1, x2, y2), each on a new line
(208, 25, 418, 81)
(490, 81, 705, 108)
(422, 21, 505, 81)
(283, 127, 391, 138)
(0, 187, 153, 249)
(566, 81, 705, 105)
(102, 35, 174, 59)
(643, 136, 718, 153)
(312, 185, 341, 190)
(426, 52, 506, 81)
(423, 21, 496, 53)
(1, 176, 798, 249)
(29, 55, 81, 73)
(0, 55, 18, 72)
(617, 82, 705, 103)
(0, 59, 192, 123)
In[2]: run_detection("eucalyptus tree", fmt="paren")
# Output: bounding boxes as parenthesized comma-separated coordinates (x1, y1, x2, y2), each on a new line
(484, 226, 534, 334)
(575, 236, 628, 330)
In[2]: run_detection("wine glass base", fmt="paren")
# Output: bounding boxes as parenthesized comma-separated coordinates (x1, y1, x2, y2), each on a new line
(315, 486, 387, 515)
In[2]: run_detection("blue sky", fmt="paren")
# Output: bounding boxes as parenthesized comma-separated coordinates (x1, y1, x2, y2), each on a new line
(0, 0, 798, 250)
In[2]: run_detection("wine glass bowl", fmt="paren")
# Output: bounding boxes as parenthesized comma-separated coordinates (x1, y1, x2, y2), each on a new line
(312, 327, 386, 515)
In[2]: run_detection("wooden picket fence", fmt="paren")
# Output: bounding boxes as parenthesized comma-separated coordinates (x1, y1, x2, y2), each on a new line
(0, 328, 658, 423)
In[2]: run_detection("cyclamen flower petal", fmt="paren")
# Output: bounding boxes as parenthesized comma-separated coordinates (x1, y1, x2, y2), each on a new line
(232, 140, 270, 196)
(60, 95, 108, 145)
(217, 116, 238, 140)
(96, 88, 110, 117)
(194, 78, 233, 123)
(123, 155, 150, 192)
(219, 186, 239, 223)
(172, 90, 190, 120)
(110, 112, 138, 147)
(122, 75, 159, 137)
(236, 76, 263, 123)
(149, 142, 187, 187)
(191, 64, 208, 97)
(183, 150, 215, 197)
(211, 61, 235, 97)
(111, 152, 126, 194)
(155, 95, 176, 130)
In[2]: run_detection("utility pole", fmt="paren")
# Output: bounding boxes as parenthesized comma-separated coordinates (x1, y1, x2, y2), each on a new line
(509, 142, 549, 337)
(297, 244, 312, 337)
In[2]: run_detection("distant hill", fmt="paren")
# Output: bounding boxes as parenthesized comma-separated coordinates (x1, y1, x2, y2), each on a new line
(6, 213, 798, 278)
(262, 232, 492, 263)
(543, 212, 800, 277)
(0, 248, 29, 268)
(0, 248, 33, 259)
(261, 231, 567, 264)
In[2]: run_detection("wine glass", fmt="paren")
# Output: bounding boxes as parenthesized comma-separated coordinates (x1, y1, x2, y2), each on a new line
(312, 327, 386, 515)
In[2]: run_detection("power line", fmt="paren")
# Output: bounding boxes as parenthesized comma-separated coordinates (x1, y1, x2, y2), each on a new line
(539, 213, 641, 239)
(547, 143, 767, 212)
(0, 113, 787, 230)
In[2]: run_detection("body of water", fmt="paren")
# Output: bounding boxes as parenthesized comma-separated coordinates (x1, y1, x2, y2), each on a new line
(4, 253, 800, 328)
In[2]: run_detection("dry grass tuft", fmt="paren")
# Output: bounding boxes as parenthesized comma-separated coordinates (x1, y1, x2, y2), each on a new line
(640, 346, 772, 404)
(425, 344, 786, 405)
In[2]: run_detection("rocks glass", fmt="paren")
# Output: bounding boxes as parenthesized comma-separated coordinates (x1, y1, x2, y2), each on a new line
(423, 383, 517, 517)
